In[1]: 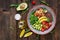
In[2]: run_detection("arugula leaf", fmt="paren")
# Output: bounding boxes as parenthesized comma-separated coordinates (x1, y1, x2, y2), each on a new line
(30, 12, 38, 25)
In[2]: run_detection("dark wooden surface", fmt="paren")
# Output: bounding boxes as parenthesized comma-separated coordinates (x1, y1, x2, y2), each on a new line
(0, 0, 60, 40)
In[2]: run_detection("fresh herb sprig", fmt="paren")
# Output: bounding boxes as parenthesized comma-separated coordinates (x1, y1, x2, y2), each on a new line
(40, 1, 49, 6)
(10, 4, 19, 7)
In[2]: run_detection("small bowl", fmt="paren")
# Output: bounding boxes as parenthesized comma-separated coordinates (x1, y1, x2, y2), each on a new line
(27, 5, 56, 35)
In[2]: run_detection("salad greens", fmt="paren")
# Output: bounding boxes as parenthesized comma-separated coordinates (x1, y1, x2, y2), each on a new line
(30, 11, 38, 25)
(30, 14, 38, 25)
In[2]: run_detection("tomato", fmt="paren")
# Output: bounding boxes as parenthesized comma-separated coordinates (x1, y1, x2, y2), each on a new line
(49, 22, 52, 26)
(45, 26, 49, 29)
(45, 23, 49, 26)
(42, 21, 48, 25)
(45, 22, 51, 29)
(41, 22, 52, 32)
(45, 23, 49, 28)
(41, 27, 45, 32)
(32, 1, 36, 5)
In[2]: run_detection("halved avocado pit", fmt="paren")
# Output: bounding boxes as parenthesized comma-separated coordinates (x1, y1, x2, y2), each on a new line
(20, 4, 25, 9)
(17, 3, 28, 11)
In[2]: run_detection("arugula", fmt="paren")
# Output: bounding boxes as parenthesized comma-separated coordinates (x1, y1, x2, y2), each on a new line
(30, 11, 38, 25)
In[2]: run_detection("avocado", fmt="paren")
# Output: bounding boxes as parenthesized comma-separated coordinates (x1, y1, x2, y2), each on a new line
(16, 3, 28, 11)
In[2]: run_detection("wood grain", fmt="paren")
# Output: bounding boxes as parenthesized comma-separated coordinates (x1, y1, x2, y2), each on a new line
(0, 0, 60, 40)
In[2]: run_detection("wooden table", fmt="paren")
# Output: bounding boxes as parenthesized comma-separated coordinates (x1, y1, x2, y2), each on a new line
(0, 0, 60, 40)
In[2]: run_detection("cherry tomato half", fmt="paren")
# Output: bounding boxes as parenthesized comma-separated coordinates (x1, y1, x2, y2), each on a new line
(42, 21, 48, 25)
(41, 27, 45, 32)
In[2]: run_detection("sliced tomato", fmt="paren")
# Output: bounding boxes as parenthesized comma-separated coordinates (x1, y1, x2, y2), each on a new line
(45, 22, 51, 29)
(42, 21, 48, 25)
(49, 22, 52, 27)
(41, 27, 45, 32)
(45, 26, 49, 29)
(45, 23, 49, 26)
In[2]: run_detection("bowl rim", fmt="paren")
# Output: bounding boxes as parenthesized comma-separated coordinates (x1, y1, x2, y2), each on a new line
(27, 4, 56, 35)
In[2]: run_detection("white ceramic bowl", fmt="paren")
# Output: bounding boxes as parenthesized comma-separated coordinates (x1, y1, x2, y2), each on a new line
(27, 5, 56, 35)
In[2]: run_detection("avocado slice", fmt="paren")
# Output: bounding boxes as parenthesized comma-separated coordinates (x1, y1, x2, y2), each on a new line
(16, 3, 28, 11)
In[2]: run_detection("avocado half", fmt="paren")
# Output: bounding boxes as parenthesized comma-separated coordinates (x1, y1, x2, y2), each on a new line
(16, 3, 28, 11)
